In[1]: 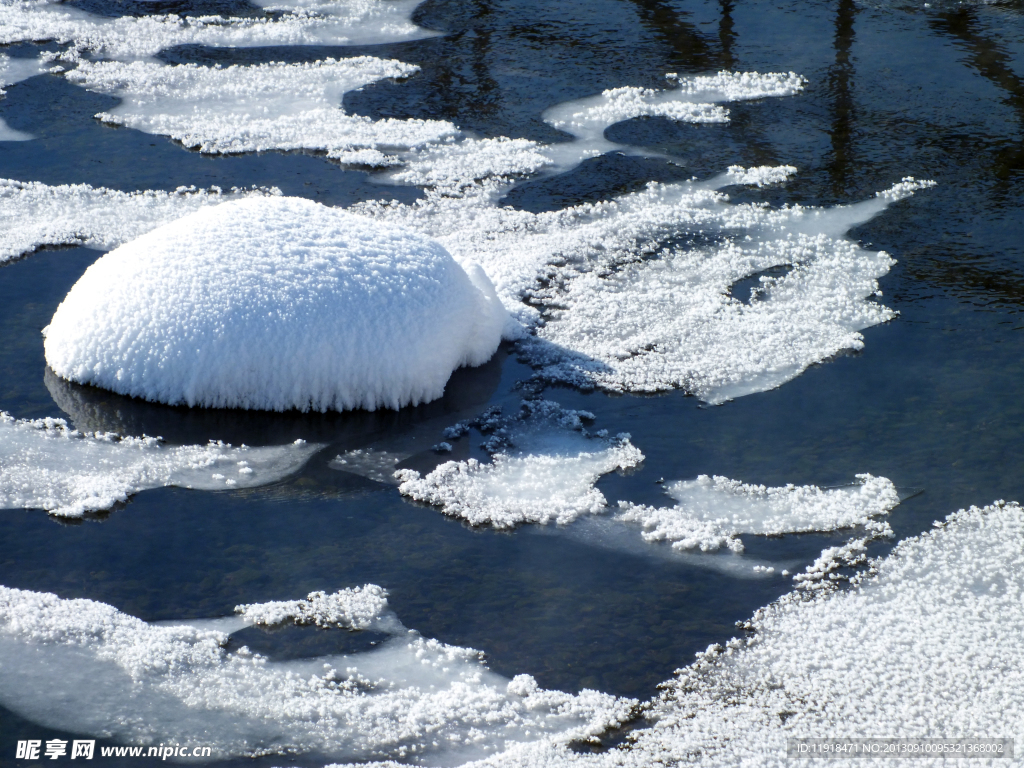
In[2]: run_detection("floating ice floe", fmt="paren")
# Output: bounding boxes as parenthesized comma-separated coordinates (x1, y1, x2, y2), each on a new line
(0, 583, 634, 763)
(0, 179, 276, 263)
(65, 58, 457, 156)
(0, 0, 434, 62)
(396, 401, 643, 528)
(616, 474, 900, 553)
(44, 196, 510, 412)
(0, 53, 48, 141)
(0, 412, 319, 517)
(0, 68, 936, 406)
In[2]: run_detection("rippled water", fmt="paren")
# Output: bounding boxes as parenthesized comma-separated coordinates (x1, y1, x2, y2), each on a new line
(1, 0, 1023, 763)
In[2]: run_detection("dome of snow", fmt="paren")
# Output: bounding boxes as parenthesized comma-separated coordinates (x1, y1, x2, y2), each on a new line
(43, 197, 508, 412)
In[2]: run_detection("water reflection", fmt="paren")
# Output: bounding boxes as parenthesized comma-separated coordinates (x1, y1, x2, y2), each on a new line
(826, 0, 858, 197)
(930, 7, 1024, 184)
(624, 0, 721, 71)
(43, 345, 510, 447)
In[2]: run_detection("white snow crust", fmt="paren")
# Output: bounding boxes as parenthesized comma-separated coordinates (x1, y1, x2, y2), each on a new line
(368, 502, 1024, 768)
(0, 584, 634, 763)
(0, 412, 319, 517)
(541, 72, 805, 172)
(0, 0, 433, 62)
(0, 53, 47, 141)
(66, 58, 457, 156)
(43, 196, 508, 412)
(362, 176, 934, 403)
(235, 585, 389, 629)
(0, 178, 275, 263)
(616, 474, 899, 553)
(396, 401, 643, 528)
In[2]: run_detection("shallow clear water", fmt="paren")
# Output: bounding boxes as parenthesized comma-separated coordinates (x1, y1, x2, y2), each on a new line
(1, 0, 1023, 763)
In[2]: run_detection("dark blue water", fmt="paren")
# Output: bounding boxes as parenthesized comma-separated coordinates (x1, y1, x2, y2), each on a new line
(2, 0, 1023, 763)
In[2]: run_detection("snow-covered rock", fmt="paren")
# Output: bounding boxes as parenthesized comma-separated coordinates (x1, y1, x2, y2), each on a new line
(44, 196, 508, 412)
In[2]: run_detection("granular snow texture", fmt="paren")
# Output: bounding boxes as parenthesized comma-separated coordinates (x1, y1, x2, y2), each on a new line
(0, 412, 319, 517)
(43, 196, 508, 412)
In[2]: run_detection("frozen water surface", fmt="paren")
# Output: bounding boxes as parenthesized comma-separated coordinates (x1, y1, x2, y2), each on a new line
(396, 401, 643, 528)
(0, 585, 633, 763)
(0, 179, 274, 263)
(617, 473, 899, 553)
(66, 57, 457, 155)
(1, 0, 1024, 762)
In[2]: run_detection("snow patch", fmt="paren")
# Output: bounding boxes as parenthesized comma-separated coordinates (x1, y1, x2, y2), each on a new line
(66, 58, 457, 156)
(0, 178, 276, 263)
(616, 474, 899, 553)
(44, 196, 509, 412)
(396, 401, 643, 528)
(235, 585, 390, 630)
(0, 585, 634, 763)
(623, 501, 1024, 766)
(0, 0, 434, 62)
(0, 412, 319, 517)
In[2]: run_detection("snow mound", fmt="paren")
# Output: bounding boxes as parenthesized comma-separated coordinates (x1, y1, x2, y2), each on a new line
(0, 412, 318, 517)
(66, 58, 457, 156)
(43, 196, 509, 412)
(0, 179, 275, 263)
(396, 401, 643, 528)
(0, 585, 634, 763)
(235, 585, 389, 629)
(617, 474, 899, 553)
(0, 0, 433, 62)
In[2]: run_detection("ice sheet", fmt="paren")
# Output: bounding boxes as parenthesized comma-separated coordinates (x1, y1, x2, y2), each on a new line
(0, 0, 435, 62)
(364, 175, 933, 403)
(0, 584, 634, 763)
(540, 72, 805, 173)
(0, 53, 48, 140)
(66, 58, 457, 155)
(0, 179, 276, 263)
(0, 412, 319, 517)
